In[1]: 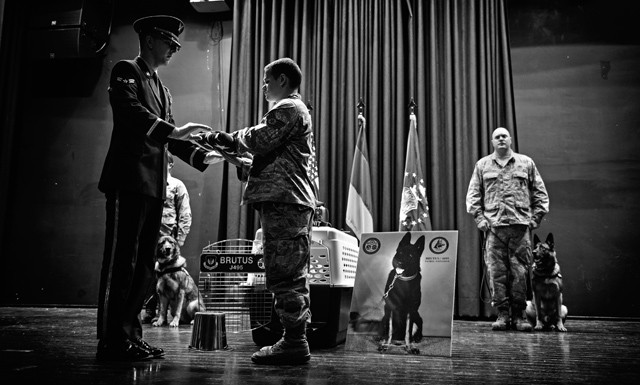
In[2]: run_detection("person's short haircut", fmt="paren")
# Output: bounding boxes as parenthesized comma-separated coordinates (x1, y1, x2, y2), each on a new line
(492, 127, 511, 138)
(265, 58, 302, 90)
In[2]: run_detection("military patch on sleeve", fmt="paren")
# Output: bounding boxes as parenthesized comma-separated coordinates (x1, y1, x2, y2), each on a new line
(273, 110, 288, 121)
(115, 77, 136, 84)
(267, 116, 286, 130)
(267, 109, 292, 130)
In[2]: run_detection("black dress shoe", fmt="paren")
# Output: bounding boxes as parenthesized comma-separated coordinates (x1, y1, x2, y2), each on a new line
(96, 339, 152, 361)
(133, 338, 165, 358)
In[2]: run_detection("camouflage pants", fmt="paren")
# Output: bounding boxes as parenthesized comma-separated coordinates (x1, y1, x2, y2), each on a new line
(257, 202, 313, 329)
(484, 225, 531, 310)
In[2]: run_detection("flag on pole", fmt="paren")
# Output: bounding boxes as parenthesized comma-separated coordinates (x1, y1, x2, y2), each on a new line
(399, 113, 432, 231)
(346, 113, 374, 240)
(305, 101, 320, 194)
(308, 132, 320, 193)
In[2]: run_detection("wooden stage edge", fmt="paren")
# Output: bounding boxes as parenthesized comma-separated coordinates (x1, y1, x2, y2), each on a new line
(1, 307, 639, 384)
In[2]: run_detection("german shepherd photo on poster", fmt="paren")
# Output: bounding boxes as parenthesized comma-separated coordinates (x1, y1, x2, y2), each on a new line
(346, 231, 458, 357)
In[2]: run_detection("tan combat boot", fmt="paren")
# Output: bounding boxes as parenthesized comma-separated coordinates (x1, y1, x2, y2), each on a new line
(491, 308, 510, 331)
(251, 323, 310, 365)
(512, 308, 532, 332)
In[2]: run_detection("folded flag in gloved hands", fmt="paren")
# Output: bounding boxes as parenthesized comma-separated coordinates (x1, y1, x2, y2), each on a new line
(210, 131, 236, 150)
(190, 131, 252, 169)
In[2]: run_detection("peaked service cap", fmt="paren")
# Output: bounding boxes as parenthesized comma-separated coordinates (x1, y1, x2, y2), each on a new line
(133, 15, 184, 48)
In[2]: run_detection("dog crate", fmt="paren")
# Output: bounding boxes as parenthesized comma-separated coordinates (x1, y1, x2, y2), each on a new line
(198, 227, 360, 346)
(198, 239, 272, 333)
(252, 226, 360, 347)
(254, 226, 360, 287)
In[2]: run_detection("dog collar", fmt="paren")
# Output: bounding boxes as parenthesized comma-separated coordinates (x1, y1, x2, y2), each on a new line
(157, 266, 187, 276)
(156, 256, 187, 273)
(533, 264, 561, 278)
(397, 272, 418, 281)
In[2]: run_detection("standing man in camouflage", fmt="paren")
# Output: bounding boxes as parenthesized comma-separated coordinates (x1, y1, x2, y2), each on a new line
(161, 151, 192, 247)
(196, 58, 317, 365)
(141, 151, 193, 324)
(466, 127, 549, 332)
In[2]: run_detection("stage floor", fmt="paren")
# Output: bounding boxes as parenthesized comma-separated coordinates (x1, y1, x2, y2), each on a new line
(1, 307, 638, 384)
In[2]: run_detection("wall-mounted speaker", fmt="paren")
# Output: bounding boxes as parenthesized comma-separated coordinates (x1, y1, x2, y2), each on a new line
(28, 0, 114, 59)
(190, 0, 233, 13)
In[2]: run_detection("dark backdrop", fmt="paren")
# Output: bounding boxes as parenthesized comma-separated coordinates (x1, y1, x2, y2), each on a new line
(509, 0, 640, 317)
(0, 0, 233, 305)
(0, 0, 638, 318)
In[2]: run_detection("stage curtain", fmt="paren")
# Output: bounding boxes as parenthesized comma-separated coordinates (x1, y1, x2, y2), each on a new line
(221, 0, 516, 317)
(0, 0, 27, 260)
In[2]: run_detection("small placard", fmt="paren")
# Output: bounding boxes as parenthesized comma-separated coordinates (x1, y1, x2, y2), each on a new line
(200, 253, 265, 273)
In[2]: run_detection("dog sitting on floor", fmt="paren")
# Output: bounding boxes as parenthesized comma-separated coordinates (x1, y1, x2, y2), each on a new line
(152, 235, 206, 328)
(526, 233, 568, 332)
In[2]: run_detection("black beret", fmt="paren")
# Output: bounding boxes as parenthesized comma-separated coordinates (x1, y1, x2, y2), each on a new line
(133, 15, 184, 48)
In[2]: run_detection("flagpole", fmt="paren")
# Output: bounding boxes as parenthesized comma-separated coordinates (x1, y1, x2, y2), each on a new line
(399, 96, 433, 231)
(346, 97, 374, 240)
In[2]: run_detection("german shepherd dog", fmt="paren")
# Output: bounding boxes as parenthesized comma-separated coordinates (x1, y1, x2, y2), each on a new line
(152, 235, 206, 327)
(378, 232, 426, 351)
(526, 233, 568, 332)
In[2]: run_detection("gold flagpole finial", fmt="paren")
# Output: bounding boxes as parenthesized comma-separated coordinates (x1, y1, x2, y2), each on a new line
(409, 98, 416, 115)
(357, 98, 366, 130)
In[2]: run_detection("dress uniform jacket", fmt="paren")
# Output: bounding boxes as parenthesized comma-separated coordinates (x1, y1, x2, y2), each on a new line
(99, 56, 208, 199)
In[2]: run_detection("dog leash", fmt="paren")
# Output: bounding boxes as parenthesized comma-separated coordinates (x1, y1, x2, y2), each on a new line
(480, 227, 534, 305)
(479, 231, 493, 304)
(354, 272, 404, 322)
(382, 273, 400, 299)
(479, 228, 517, 304)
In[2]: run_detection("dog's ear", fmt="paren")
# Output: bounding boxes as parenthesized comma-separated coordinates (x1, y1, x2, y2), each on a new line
(545, 233, 554, 249)
(414, 236, 426, 255)
(398, 232, 412, 250)
(533, 234, 541, 246)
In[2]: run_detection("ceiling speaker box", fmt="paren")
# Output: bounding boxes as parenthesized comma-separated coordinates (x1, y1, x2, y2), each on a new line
(28, 0, 114, 59)
(190, 0, 233, 13)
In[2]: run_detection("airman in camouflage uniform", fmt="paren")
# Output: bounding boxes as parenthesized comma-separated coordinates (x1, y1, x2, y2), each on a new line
(199, 58, 317, 364)
(161, 152, 192, 246)
(466, 127, 549, 332)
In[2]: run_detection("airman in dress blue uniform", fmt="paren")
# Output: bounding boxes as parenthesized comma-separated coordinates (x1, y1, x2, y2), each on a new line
(96, 15, 212, 361)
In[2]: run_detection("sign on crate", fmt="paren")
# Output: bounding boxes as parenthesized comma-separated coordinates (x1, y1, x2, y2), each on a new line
(200, 253, 265, 273)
